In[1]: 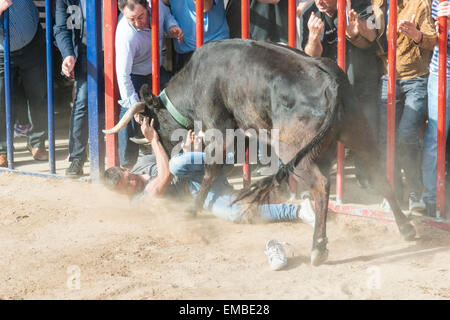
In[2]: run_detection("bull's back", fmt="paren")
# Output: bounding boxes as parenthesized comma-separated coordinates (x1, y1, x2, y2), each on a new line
(186, 39, 346, 132)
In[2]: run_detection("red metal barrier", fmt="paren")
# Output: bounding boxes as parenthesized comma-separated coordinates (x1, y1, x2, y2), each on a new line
(241, 0, 249, 39)
(387, 0, 397, 187)
(288, 0, 297, 48)
(241, 0, 251, 187)
(336, 0, 346, 204)
(196, 0, 204, 48)
(151, 0, 160, 95)
(437, 0, 448, 218)
(103, 0, 119, 168)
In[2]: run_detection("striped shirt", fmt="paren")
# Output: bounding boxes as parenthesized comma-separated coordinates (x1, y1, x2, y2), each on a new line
(0, 0, 39, 52)
(429, 0, 450, 77)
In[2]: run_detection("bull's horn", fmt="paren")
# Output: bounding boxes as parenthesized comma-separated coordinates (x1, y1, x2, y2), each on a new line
(129, 137, 150, 145)
(102, 102, 146, 134)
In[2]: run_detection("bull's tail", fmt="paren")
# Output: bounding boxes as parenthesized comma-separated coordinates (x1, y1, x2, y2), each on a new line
(233, 78, 340, 205)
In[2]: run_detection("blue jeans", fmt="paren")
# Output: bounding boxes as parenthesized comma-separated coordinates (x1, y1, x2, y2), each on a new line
(422, 73, 450, 204)
(168, 152, 299, 222)
(379, 74, 428, 195)
(68, 45, 88, 162)
(0, 25, 47, 153)
(118, 67, 172, 167)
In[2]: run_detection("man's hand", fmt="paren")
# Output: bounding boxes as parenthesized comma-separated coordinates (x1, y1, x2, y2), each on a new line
(307, 12, 325, 39)
(169, 26, 184, 43)
(0, 0, 12, 15)
(346, 9, 361, 39)
(399, 15, 423, 43)
(181, 130, 203, 153)
(62, 56, 76, 78)
(140, 117, 159, 143)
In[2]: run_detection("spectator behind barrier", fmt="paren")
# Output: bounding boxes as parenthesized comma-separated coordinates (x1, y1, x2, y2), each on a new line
(374, 0, 437, 212)
(0, 0, 49, 168)
(115, 0, 183, 169)
(298, 0, 384, 189)
(226, 0, 310, 47)
(54, 0, 89, 178)
(421, 0, 450, 217)
(162, 0, 229, 72)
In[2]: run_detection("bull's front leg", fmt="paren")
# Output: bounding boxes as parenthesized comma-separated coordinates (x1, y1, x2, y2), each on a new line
(185, 164, 223, 217)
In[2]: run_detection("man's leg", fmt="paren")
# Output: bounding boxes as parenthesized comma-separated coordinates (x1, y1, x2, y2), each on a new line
(169, 152, 300, 223)
(379, 75, 405, 200)
(66, 49, 88, 176)
(398, 75, 428, 202)
(422, 73, 450, 213)
(19, 28, 48, 151)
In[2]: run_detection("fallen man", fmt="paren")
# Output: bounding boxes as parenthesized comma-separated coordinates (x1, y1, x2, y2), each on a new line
(103, 117, 315, 227)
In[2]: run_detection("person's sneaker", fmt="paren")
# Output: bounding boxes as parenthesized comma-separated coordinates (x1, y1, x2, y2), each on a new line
(297, 198, 315, 227)
(264, 239, 289, 271)
(65, 159, 84, 178)
(409, 193, 426, 212)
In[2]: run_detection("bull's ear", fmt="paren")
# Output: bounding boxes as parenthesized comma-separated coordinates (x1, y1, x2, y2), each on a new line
(139, 83, 160, 109)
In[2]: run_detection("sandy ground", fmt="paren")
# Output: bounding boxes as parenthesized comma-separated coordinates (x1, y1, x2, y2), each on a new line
(0, 172, 450, 300)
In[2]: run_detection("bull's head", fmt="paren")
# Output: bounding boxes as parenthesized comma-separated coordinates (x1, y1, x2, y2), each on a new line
(102, 84, 160, 143)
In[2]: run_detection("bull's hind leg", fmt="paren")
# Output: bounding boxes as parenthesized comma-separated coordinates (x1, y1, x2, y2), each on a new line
(292, 162, 331, 266)
(340, 117, 416, 241)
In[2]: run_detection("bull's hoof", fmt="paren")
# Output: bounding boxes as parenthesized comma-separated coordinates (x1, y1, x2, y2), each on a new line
(399, 222, 417, 241)
(311, 249, 328, 266)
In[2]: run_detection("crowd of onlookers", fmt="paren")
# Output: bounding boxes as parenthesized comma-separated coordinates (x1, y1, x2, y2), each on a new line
(0, 0, 449, 217)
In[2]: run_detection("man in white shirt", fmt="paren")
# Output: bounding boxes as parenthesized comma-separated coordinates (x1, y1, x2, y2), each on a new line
(115, 0, 183, 168)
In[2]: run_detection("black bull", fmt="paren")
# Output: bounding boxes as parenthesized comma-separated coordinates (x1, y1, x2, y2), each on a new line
(104, 39, 416, 266)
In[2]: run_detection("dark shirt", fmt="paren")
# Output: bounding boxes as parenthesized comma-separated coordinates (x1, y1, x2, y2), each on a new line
(298, 2, 338, 60)
(299, 1, 381, 92)
(226, 0, 289, 44)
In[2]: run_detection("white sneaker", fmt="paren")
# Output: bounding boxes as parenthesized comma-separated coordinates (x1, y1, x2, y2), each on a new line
(298, 198, 315, 228)
(264, 239, 290, 271)
(409, 193, 426, 212)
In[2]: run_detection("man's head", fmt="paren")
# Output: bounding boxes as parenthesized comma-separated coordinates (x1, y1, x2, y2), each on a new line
(118, 0, 149, 30)
(104, 166, 145, 196)
(315, 0, 337, 17)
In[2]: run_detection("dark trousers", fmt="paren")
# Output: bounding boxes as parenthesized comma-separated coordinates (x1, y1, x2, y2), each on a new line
(68, 45, 88, 162)
(379, 74, 428, 197)
(0, 25, 47, 154)
(174, 51, 194, 73)
(118, 67, 172, 167)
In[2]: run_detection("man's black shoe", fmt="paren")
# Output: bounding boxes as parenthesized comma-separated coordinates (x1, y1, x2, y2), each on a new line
(65, 159, 84, 178)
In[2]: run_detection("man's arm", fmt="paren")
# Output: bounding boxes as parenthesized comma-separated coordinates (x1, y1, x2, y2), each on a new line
(346, 9, 375, 49)
(304, 12, 324, 57)
(398, 3, 437, 51)
(140, 118, 173, 197)
(54, 0, 77, 59)
(54, 0, 78, 78)
(161, 0, 184, 43)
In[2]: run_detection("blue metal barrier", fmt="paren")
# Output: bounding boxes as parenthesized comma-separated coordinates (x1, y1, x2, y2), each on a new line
(45, 0, 56, 174)
(3, 9, 13, 170)
(86, 0, 105, 182)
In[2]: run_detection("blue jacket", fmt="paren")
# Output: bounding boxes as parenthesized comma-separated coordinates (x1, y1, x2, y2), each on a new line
(54, 0, 84, 59)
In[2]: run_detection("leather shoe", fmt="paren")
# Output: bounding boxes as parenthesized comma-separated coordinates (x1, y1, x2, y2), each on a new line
(27, 145, 48, 161)
(0, 154, 7, 167)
